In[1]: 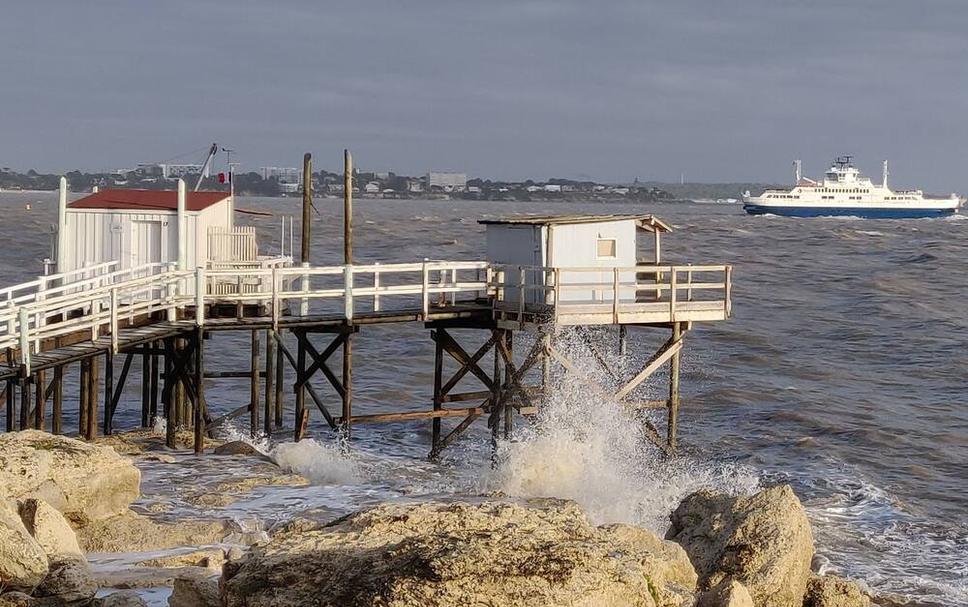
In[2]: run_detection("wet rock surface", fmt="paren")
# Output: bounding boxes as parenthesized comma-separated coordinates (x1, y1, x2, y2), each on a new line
(0, 498, 49, 591)
(222, 498, 698, 607)
(0, 431, 141, 525)
(169, 573, 219, 607)
(75, 511, 232, 554)
(803, 574, 872, 607)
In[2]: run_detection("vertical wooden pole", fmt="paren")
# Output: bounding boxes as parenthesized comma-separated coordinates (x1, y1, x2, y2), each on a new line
(52, 366, 63, 434)
(19, 379, 30, 431)
(274, 335, 284, 429)
(250, 330, 260, 436)
(87, 355, 98, 439)
(344, 149, 353, 266)
(149, 345, 159, 423)
(341, 330, 353, 441)
(79, 360, 89, 437)
(541, 331, 551, 397)
(103, 352, 114, 435)
(294, 332, 306, 441)
(34, 370, 46, 430)
(163, 340, 175, 448)
(194, 328, 205, 455)
(668, 322, 682, 452)
(174, 340, 185, 429)
(5, 379, 14, 432)
(141, 351, 151, 427)
(618, 325, 628, 356)
(504, 331, 513, 439)
(490, 331, 503, 441)
(431, 330, 444, 451)
(264, 329, 275, 436)
(301, 153, 312, 264)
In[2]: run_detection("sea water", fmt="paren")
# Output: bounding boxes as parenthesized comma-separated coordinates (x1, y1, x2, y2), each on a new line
(1, 192, 965, 606)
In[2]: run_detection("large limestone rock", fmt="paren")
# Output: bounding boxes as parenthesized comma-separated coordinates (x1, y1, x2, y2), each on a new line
(169, 573, 220, 607)
(222, 498, 698, 607)
(0, 499, 49, 591)
(95, 591, 150, 607)
(698, 579, 754, 607)
(18, 499, 83, 559)
(33, 556, 97, 605)
(666, 485, 813, 607)
(803, 574, 871, 607)
(75, 510, 231, 554)
(0, 431, 141, 525)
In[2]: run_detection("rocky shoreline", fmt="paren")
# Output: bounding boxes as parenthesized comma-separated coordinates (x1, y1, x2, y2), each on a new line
(0, 430, 875, 607)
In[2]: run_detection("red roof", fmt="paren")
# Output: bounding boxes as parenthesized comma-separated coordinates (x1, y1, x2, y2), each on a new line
(68, 189, 230, 212)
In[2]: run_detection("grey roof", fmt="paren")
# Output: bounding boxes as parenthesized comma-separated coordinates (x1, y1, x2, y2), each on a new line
(478, 214, 672, 232)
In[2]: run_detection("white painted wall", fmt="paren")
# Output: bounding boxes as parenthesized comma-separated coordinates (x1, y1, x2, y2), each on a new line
(484, 219, 639, 304)
(61, 198, 233, 274)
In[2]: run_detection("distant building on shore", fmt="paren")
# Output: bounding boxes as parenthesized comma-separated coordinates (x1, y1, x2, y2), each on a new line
(426, 171, 467, 193)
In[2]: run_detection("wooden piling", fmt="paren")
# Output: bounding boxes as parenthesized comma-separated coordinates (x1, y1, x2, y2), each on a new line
(34, 370, 45, 430)
(274, 336, 284, 428)
(194, 328, 205, 454)
(301, 153, 312, 264)
(432, 331, 444, 450)
(19, 378, 30, 431)
(5, 379, 14, 432)
(618, 325, 628, 356)
(264, 329, 275, 436)
(103, 352, 114, 435)
(250, 329, 260, 436)
(52, 366, 63, 434)
(87, 354, 98, 439)
(341, 331, 353, 440)
(141, 351, 151, 427)
(149, 345, 159, 424)
(503, 332, 513, 439)
(294, 331, 306, 441)
(163, 339, 176, 448)
(667, 322, 682, 451)
(79, 360, 89, 437)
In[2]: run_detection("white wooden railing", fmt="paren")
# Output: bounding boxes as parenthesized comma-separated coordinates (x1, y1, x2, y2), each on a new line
(2, 260, 732, 373)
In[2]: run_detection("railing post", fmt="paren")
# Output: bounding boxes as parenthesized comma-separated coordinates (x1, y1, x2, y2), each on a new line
(166, 270, 177, 321)
(110, 287, 119, 354)
(300, 262, 310, 316)
(34, 279, 46, 352)
(421, 259, 430, 320)
(687, 263, 694, 302)
(553, 267, 561, 324)
(612, 267, 620, 324)
(19, 307, 30, 374)
(372, 262, 381, 312)
(195, 268, 206, 327)
(271, 267, 280, 331)
(7, 293, 16, 340)
(518, 266, 525, 328)
(344, 265, 354, 320)
(669, 267, 677, 322)
(725, 265, 732, 317)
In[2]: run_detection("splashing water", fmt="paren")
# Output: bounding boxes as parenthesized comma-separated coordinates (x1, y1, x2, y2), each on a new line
(270, 439, 360, 485)
(488, 327, 759, 533)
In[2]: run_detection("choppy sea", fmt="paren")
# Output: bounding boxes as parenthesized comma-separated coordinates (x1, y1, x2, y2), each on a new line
(1, 192, 965, 606)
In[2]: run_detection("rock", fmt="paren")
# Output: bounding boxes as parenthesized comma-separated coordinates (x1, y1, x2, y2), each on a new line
(213, 441, 263, 457)
(0, 592, 35, 607)
(75, 510, 232, 554)
(18, 499, 83, 559)
(666, 485, 813, 607)
(0, 431, 141, 525)
(698, 580, 754, 607)
(136, 548, 225, 571)
(34, 557, 97, 605)
(94, 591, 149, 607)
(803, 574, 871, 607)
(222, 498, 697, 607)
(169, 573, 219, 607)
(0, 499, 49, 591)
(94, 566, 214, 590)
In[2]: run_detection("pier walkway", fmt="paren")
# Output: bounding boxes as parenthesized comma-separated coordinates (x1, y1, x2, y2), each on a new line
(1, 257, 731, 456)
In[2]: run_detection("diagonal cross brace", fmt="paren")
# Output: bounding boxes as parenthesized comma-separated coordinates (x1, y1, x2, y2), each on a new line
(434, 330, 497, 397)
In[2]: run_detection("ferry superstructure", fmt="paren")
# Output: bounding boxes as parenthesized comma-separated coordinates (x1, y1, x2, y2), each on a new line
(743, 157, 960, 218)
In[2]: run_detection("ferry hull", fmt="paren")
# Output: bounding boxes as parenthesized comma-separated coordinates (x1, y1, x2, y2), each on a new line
(743, 204, 957, 219)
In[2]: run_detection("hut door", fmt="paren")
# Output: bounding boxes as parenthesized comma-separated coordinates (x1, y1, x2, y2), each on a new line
(131, 220, 163, 268)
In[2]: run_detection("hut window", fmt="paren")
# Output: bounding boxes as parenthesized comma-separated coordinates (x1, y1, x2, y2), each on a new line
(596, 238, 617, 259)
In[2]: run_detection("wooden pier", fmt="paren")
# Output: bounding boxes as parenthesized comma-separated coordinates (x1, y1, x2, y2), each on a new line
(0, 252, 731, 456)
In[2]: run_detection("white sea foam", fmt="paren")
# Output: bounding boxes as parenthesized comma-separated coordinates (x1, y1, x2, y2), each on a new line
(151, 417, 167, 435)
(487, 328, 759, 533)
(270, 439, 361, 485)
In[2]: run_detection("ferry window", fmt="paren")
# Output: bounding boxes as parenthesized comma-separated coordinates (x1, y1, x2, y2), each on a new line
(597, 239, 617, 259)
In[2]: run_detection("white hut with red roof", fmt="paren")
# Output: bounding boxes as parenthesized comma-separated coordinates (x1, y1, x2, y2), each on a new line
(54, 179, 239, 275)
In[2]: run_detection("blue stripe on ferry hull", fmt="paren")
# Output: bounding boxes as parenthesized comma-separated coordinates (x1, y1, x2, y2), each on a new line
(743, 205, 956, 219)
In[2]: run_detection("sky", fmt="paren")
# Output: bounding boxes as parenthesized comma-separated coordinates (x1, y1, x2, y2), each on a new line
(2, 0, 967, 190)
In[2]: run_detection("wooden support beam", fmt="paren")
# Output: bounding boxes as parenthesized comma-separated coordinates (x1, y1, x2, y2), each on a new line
(103, 351, 114, 435)
(274, 336, 284, 428)
(264, 329, 275, 436)
(141, 350, 151, 427)
(79, 360, 89, 438)
(668, 322, 683, 452)
(612, 336, 682, 401)
(19, 379, 30, 431)
(34, 370, 45, 431)
(487, 330, 503, 434)
(276, 333, 337, 430)
(431, 409, 483, 458)
(52, 367, 63, 434)
(250, 330, 260, 436)
(106, 352, 134, 434)
(6, 378, 15, 432)
(293, 331, 306, 441)
(149, 344, 159, 424)
(432, 331, 444, 450)
(205, 403, 250, 432)
(580, 330, 621, 383)
(162, 339, 176, 448)
(339, 405, 537, 425)
(496, 334, 545, 415)
(194, 327, 205, 454)
(342, 329, 353, 440)
(437, 331, 497, 397)
(87, 355, 98, 439)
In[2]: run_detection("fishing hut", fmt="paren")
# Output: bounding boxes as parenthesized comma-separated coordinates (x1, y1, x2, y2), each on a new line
(0, 158, 732, 459)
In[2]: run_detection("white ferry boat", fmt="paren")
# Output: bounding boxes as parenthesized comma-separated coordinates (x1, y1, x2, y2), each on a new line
(743, 157, 960, 218)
